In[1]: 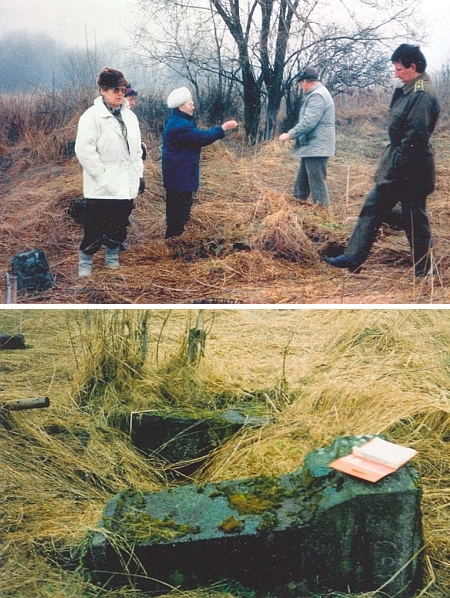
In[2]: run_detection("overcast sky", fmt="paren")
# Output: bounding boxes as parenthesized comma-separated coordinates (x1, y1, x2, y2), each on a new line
(1, 0, 137, 49)
(1, 0, 450, 71)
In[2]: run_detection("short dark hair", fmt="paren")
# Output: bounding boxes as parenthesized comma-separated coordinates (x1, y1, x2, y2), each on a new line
(391, 44, 427, 73)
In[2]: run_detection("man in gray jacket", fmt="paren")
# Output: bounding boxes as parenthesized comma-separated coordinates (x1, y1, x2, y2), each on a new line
(279, 66, 335, 207)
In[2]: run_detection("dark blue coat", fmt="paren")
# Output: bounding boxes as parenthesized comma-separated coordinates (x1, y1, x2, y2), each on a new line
(162, 109, 225, 191)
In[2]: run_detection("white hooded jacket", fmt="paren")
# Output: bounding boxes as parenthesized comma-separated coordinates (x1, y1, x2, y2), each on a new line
(75, 96, 143, 199)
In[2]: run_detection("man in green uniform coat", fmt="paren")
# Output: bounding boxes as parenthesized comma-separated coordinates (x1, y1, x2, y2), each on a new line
(324, 44, 440, 277)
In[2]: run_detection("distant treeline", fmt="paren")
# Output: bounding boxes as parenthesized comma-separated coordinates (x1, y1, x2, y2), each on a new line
(0, 31, 139, 93)
(1, 29, 450, 154)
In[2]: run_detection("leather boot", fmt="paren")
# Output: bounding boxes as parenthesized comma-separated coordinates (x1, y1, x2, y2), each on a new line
(323, 254, 362, 273)
(78, 252, 93, 277)
(105, 246, 120, 268)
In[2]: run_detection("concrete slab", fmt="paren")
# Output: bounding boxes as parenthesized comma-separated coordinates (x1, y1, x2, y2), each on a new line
(85, 435, 423, 597)
(130, 409, 269, 474)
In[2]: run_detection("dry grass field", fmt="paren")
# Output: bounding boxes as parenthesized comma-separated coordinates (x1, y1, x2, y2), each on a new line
(1, 94, 450, 305)
(1, 308, 450, 597)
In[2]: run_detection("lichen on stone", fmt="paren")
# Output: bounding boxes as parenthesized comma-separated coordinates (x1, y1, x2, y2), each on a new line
(218, 515, 245, 534)
(104, 489, 200, 544)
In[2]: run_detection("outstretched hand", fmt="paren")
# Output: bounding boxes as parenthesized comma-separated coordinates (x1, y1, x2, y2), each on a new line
(279, 133, 291, 142)
(222, 120, 239, 131)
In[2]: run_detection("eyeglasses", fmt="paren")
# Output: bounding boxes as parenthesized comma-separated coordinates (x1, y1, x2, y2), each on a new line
(102, 86, 127, 94)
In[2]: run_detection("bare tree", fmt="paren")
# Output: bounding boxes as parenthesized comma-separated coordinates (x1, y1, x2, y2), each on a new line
(134, 0, 422, 142)
(132, 3, 236, 115)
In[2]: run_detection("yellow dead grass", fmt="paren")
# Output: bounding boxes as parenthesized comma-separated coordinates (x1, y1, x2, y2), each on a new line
(1, 309, 450, 596)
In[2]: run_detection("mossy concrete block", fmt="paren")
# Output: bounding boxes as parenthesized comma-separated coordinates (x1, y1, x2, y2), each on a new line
(130, 409, 268, 467)
(85, 435, 423, 597)
(86, 472, 313, 593)
(302, 435, 423, 597)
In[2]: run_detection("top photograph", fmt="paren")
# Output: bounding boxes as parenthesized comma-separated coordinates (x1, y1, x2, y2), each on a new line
(1, 0, 449, 305)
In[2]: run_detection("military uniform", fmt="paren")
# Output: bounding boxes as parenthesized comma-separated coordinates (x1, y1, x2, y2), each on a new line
(344, 73, 440, 276)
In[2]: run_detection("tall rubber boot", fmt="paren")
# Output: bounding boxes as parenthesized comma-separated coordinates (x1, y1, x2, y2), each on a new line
(105, 246, 120, 269)
(78, 252, 93, 277)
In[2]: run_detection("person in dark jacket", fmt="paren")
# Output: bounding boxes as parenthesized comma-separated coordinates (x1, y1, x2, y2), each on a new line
(162, 87, 238, 238)
(324, 44, 440, 277)
(125, 85, 147, 162)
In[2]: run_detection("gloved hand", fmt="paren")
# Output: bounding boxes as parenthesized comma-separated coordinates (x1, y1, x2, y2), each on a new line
(138, 178, 145, 194)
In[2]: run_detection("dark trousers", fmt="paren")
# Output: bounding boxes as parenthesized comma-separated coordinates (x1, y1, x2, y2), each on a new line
(294, 157, 330, 206)
(345, 183, 433, 276)
(80, 198, 134, 255)
(165, 191, 194, 239)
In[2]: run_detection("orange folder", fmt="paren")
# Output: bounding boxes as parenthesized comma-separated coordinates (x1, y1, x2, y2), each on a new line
(329, 453, 398, 483)
(329, 438, 418, 483)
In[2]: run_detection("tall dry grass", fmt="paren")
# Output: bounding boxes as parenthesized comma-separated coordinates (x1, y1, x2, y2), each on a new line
(0, 87, 94, 168)
(1, 309, 450, 597)
(1, 88, 449, 303)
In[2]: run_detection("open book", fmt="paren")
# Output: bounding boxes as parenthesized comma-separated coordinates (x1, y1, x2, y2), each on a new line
(329, 437, 418, 483)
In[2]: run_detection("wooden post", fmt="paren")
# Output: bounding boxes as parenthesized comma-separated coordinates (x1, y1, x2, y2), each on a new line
(4, 272, 18, 304)
(0, 397, 50, 429)
(2, 397, 50, 411)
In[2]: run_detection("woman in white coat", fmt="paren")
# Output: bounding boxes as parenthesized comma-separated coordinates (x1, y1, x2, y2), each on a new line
(74, 67, 144, 276)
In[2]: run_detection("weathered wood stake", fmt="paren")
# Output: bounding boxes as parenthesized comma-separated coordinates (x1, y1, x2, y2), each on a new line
(2, 397, 50, 411)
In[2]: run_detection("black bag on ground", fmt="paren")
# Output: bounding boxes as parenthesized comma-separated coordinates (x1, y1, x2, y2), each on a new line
(10, 249, 54, 292)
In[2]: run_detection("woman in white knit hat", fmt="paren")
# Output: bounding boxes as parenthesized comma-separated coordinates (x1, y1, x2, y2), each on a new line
(162, 87, 238, 238)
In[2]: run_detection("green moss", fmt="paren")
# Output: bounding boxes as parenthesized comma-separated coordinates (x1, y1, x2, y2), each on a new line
(115, 488, 147, 511)
(168, 570, 185, 586)
(218, 515, 245, 534)
(104, 511, 199, 544)
(211, 475, 299, 533)
(257, 511, 279, 532)
(104, 489, 200, 544)
(228, 492, 271, 514)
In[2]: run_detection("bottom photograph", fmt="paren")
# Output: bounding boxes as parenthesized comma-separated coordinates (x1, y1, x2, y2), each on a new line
(1, 308, 449, 598)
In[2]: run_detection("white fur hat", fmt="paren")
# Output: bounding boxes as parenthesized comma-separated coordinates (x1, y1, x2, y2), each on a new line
(167, 87, 192, 109)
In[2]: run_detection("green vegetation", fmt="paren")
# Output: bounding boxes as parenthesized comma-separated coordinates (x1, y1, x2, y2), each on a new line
(104, 509, 200, 544)
(102, 489, 200, 544)
(211, 476, 294, 533)
(218, 515, 245, 534)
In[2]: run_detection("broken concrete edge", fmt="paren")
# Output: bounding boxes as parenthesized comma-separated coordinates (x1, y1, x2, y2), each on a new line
(128, 408, 274, 469)
(80, 435, 424, 596)
(0, 333, 26, 350)
(130, 407, 272, 432)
